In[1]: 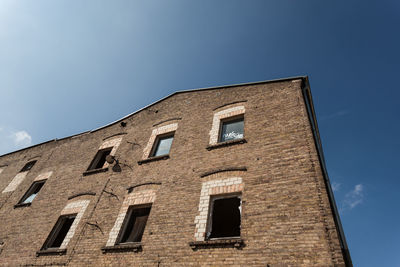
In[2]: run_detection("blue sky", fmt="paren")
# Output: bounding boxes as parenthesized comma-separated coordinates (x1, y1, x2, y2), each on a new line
(0, 1, 399, 266)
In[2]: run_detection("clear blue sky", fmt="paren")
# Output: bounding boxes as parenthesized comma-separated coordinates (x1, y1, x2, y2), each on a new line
(0, 1, 399, 266)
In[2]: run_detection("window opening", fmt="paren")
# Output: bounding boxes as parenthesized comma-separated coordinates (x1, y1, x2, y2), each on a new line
(219, 116, 244, 142)
(42, 214, 76, 250)
(151, 133, 174, 157)
(118, 205, 151, 244)
(87, 147, 112, 170)
(207, 196, 241, 239)
(18, 180, 46, 204)
(20, 160, 37, 172)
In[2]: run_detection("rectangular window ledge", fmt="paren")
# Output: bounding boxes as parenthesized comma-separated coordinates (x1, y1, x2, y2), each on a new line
(36, 248, 67, 257)
(14, 202, 32, 209)
(137, 155, 169, 165)
(82, 167, 109, 176)
(189, 238, 244, 250)
(206, 138, 247, 151)
(101, 243, 142, 253)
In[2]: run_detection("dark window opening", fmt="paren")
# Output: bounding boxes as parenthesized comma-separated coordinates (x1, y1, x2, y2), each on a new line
(42, 214, 76, 250)
(150, 133, 174, 157)
(208, 196, 241, 239)
(18, 180, 46, 204)
(117, 205, 151, 244)
(20, 160, 37, 172)
(87, 147, 112, 171)
(219, 116, 244, 142)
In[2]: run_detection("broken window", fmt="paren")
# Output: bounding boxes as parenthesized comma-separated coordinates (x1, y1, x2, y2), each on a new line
(42, 214, 76, 250)
(20, 160, 37, 172)
(87, 147, 113, 171)
(207, 195, 241, 239)
(150, 133, 174, 157)
(18, 180, 46, 204)
(219, 116, 244, 142)
(117, 205, 151, 244)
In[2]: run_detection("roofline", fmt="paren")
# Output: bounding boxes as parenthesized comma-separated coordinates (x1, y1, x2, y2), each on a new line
(91, 75, 307, 132)
(0, 75, 306, 158)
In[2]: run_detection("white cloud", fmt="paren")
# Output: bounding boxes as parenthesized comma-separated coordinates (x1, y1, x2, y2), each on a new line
(320, 110, 349, 121)
(343, 184, 364, 210)
(331, 182, 341, 192)
(0, 127, 33, 154)
(12, 130, 32, 146)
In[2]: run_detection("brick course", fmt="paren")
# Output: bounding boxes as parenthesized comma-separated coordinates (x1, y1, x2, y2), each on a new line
(0, 77, 349, 266)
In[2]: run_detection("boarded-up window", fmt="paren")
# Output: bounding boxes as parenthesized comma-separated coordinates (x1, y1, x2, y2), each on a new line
(208, 196, 241, 239)
(42, 214, 76, 250)
(20, 160, 37, 172)
(219, 116, 244, 142)
(18, 180, 46, 204)
(151, 133, 174, 157)
(118, 206, 151, 243)
(87, 148, 112, 170)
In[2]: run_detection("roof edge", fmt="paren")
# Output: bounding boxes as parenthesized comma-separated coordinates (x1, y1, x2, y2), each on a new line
(91, 75, 307, 132)
(300, 79, 352, 266)
(0, 75, 307, 158)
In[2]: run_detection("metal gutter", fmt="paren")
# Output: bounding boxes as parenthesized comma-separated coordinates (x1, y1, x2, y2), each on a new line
(300, 77, 353, 267)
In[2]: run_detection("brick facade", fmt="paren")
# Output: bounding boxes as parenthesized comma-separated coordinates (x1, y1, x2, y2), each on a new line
(0, 77, 351, 266)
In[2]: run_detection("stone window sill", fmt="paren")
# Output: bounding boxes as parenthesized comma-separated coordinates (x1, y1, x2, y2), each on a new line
(36, 248, 67, 256)
(189, 238, 244, 250)
(82, 167, 109, 176)
(206, 138, 247, 151)
(14, 202, 32, 209)
(137, 155, 169, 165)
(101, 242, 142, 253)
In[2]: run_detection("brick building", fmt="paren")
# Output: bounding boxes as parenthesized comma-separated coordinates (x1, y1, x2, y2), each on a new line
(0, 76, 352, 266)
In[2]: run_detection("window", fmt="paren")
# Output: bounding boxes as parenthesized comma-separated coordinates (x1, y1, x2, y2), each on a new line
(117, 205, 151, 244)
(207, 195, 241, 239)
(20, 160, 37, 172)
(18, 180, 46, 204)
(87, 147, 112, 171)
(42, 214, 76, 250)
(150, 133, 174, 157)
(219, 116, 244, 143)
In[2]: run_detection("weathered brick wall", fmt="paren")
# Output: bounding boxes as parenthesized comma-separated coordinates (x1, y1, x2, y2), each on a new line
(0, 79, 346, 266)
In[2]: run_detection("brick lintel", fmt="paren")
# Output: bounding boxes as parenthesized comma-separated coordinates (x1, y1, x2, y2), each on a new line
(200, 167, 247, 178)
